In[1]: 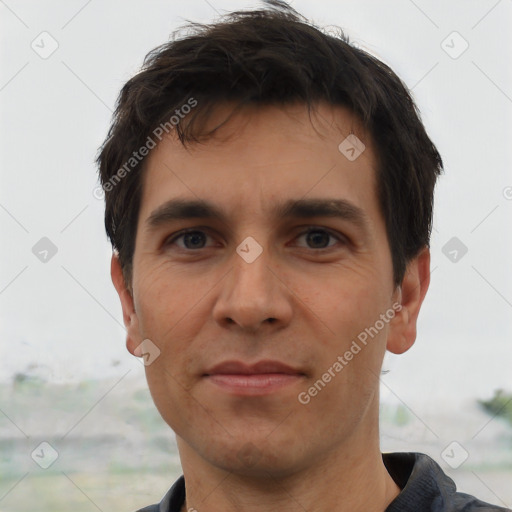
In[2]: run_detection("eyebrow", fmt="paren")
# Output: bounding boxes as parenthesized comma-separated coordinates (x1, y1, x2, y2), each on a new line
(145, 197, 370, 232)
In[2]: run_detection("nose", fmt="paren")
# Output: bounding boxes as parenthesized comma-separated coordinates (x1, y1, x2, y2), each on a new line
(212, 243, 293, 333)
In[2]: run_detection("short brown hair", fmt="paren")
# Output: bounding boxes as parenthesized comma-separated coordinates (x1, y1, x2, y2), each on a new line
(96, 0, 443, 288)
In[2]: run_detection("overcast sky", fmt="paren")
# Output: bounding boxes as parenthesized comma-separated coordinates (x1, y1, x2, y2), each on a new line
(0, 0, 511, 408)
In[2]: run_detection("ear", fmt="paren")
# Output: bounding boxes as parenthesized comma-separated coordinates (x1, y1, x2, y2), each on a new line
(111, 252, 142, 357)
(386, 247, 431, 355)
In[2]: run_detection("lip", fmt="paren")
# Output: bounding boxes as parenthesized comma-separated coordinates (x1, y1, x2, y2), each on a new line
(203, 360, 305, 396)
(205, 360, 303, 376)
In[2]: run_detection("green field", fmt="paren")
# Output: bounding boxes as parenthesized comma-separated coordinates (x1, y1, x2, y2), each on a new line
(0, 469, 181, 512)
(1, 376, 511, 511)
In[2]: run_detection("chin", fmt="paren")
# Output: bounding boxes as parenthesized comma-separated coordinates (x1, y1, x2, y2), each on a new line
(198, 435, 307, 479)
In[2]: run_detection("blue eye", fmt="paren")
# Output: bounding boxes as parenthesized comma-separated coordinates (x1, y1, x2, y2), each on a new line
(168, 230, 213, 250)
(165, 227, 345, 251)
(295, 228, 342, 250)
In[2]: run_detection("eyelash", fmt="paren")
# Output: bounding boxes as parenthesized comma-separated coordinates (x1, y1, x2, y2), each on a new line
(164, 226, 347, 252)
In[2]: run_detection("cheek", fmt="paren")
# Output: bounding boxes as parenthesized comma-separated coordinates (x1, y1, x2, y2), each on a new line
(298, 263, 390, 341)
(137, 271, 204, 428)
(134, 264, 214, 382)
(144, 357, 201, 435)
(134, 262, 192, 337)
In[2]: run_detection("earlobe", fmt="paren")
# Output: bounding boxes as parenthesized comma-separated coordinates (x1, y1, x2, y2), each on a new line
(387, 247, 431, 355)
(110, 253, 141, 357)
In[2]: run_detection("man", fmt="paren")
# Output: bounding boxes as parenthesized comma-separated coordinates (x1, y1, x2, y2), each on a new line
(96, 1, 510, 511)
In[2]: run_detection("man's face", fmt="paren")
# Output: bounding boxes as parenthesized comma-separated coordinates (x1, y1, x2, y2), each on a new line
(120, 103, 409, 475)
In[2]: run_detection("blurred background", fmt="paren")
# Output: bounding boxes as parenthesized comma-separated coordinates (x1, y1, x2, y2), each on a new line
(1, 0, 511, 510)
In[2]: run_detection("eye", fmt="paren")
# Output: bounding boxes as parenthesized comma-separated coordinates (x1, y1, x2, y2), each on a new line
(164, 226, 346, 252)
(293, 227, 345, 250)
(165, 229, 216, 250)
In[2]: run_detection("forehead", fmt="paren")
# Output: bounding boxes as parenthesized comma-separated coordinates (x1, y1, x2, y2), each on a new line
(138, 102, 379, 226)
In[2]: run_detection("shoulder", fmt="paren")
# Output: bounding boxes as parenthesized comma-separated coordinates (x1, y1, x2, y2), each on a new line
(444, 491, 511, 511)
(132, 474, 186, 512)
(384, 452, 511, 512)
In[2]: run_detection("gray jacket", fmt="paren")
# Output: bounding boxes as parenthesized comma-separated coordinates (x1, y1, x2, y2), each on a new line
(136, 452, 511, 511)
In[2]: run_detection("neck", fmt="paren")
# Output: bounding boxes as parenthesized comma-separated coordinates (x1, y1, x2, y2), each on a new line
(176, 419, 401, 512)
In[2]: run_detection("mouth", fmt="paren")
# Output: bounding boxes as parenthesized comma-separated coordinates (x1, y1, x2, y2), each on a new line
(203, 360, 306, 396)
